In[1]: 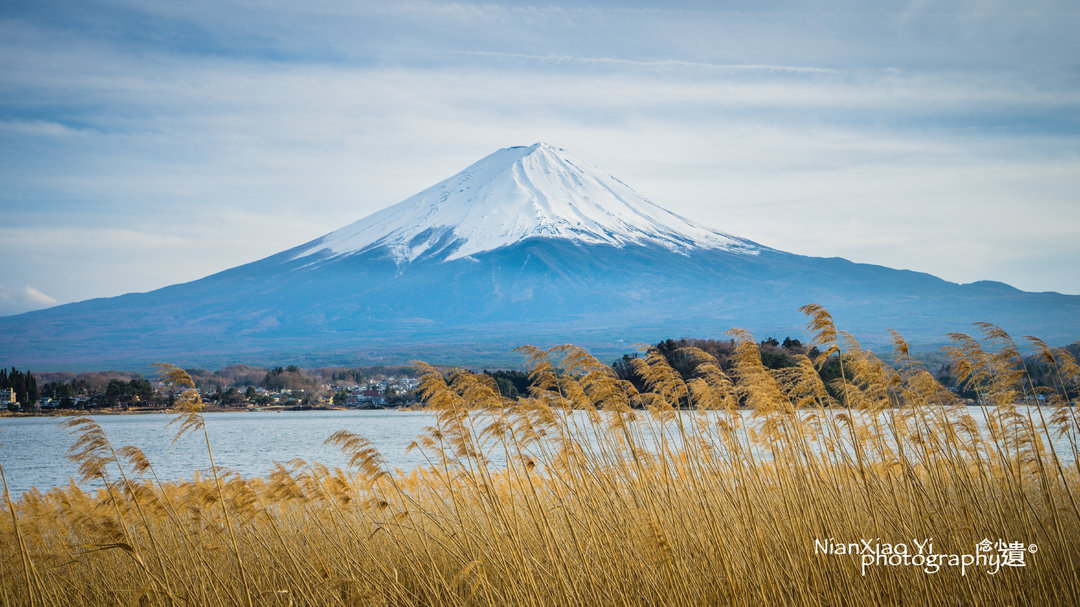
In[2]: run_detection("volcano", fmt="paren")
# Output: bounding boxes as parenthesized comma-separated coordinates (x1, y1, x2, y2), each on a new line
(2, 143, 1078, 370)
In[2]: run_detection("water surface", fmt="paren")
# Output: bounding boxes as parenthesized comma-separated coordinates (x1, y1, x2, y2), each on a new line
(0, 410, 436, 496)
(1, 406, 1073, 497)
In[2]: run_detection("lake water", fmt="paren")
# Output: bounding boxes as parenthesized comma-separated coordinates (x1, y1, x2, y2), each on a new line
(0, 410, 439, 496)
(1, 407, 1075, 497)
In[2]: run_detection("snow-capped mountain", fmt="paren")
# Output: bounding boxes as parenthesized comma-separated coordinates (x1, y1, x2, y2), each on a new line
(292, 143, 759, 264)
(1, 143, 1078, 370)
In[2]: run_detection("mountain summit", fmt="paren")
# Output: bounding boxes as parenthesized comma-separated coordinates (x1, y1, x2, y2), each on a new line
(2, 143, 1078, 370)
(291, 143, 759, 265)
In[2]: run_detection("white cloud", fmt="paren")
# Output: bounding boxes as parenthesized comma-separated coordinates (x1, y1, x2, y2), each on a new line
(0, 283, 58, 315)
(0, 119, 93, 138)
(22, 286, 57, 307)
(426, 50, 842, 74)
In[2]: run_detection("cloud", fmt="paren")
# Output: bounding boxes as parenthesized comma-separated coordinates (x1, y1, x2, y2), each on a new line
(0, 283, 58, 315)
(22, 286, 57, 307)
(0, 119, 93, 137)
(419, 50, 842, 74)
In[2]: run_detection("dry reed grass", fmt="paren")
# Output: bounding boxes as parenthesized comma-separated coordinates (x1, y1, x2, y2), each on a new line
(1, 307, 1079, 606)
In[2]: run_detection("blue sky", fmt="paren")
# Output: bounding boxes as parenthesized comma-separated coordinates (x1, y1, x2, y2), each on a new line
(1, 1, 1079, 315)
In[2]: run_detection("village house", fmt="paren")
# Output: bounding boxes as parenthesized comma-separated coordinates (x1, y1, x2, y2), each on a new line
(346, 387, 385, 408)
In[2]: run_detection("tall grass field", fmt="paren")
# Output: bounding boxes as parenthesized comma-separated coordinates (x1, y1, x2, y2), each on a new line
(2, 306, 1079, 606)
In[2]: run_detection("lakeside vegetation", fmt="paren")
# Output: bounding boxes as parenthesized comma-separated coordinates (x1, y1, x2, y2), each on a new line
(1, 305, 1079, 605)
(8, 335, 1079, 416)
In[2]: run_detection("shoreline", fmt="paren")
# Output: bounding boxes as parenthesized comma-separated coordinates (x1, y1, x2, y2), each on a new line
(0, 405, 401, 418)
(2, 399, 994, 419)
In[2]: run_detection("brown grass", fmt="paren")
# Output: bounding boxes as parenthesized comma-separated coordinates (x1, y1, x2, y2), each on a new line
(1, 307, 1079, 606)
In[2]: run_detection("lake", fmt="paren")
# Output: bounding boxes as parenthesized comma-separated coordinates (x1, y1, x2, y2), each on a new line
(1, 406, 1074, 497)
(0, 410, 439, 496)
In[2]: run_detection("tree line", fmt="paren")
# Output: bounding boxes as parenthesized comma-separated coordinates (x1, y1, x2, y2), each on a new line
(1, 367, 39, 409)
(485, 337, 1078, 404)
(485, 337, 827, 401)
(22, 362, 426, 411)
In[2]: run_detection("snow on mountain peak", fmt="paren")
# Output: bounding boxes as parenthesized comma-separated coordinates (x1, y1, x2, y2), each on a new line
(292, 142, 760, 264)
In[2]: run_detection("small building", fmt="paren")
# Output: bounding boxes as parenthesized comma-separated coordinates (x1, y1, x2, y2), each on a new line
(347, 388, 386, 408)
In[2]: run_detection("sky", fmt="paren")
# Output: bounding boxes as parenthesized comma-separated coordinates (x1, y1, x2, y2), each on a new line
(1, 0, 1079, 316)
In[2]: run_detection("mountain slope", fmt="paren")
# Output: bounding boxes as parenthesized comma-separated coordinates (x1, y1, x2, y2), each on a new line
(1, 143, 1077, 370)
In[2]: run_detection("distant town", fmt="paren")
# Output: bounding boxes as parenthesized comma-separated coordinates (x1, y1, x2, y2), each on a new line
(0, 364, 435, 413)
